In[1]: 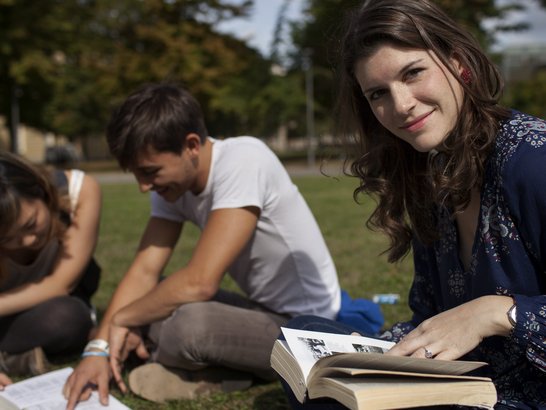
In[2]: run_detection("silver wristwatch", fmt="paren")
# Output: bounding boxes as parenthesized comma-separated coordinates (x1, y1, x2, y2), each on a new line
(507, 304, 517, 328)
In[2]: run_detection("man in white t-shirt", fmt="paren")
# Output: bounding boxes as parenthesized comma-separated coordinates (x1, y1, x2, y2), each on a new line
(64, 83, 341, 406)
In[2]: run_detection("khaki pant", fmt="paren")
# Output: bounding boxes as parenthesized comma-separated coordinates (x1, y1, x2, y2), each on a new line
(148, 290, 290, 380)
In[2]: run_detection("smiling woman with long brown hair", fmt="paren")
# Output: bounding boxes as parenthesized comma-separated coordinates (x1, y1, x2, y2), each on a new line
(279, 0, 546, 408)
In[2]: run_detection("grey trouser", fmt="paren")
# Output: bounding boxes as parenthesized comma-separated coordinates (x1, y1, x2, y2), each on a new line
(148, 290, 290, 380)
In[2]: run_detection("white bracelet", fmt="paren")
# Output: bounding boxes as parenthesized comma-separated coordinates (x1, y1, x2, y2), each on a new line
(82, 351, 110, 358)
(84, 339, 110, 354)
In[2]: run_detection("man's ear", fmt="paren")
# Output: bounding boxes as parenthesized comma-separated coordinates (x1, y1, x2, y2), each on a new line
(184, 133, 201, 157)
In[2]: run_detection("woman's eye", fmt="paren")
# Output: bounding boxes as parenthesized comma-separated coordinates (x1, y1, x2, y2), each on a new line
(406, 67, 424, 80)
(369, 89, 387, 101)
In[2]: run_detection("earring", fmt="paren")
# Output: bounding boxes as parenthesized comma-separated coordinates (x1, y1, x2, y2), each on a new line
(461, 68, 472, 85)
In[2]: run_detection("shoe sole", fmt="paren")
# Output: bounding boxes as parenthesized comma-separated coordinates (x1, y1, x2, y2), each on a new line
(128, 363, 221, 403)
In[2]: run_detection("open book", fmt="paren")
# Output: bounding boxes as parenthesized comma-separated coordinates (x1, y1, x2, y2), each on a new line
(0, 367, 130, 410)
(271, 327, 497, 410)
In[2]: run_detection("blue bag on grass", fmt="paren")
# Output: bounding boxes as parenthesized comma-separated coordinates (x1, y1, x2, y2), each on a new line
(335, 290, 384, 336)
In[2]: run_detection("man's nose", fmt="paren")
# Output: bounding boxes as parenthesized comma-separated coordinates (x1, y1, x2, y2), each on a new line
(21, 234, 38, 247)
(137, 178, 153, 193)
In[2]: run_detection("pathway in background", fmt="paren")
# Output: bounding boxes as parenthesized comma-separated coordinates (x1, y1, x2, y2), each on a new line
(91, 160, 346, 185)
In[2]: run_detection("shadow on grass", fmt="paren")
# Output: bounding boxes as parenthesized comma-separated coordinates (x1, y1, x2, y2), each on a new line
(252, 382, 291, 409)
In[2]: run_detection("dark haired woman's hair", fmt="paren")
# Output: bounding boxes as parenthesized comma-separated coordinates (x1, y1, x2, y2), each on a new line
(337, 0, 511, 262)
(0, 151, 67, 278)
(107, 83, 209, 170)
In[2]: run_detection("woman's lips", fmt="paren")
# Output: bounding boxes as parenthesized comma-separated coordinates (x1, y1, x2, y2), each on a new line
(401, 111, 433, 132)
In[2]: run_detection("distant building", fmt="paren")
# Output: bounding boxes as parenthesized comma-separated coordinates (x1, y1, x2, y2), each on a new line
(501, 43, 546, 83)
(0, 115, 110, 163)
(0, 115, 74, 163)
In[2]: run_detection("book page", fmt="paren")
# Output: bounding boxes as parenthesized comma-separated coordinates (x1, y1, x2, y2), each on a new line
(312, 366, 492, 381)
(281, 327, 395, 381)
(0, 368, 130, 410)
(313, 351, 488, 377)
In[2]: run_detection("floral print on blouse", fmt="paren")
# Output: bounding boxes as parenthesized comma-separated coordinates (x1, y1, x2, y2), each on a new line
(381, 111, 546, 409)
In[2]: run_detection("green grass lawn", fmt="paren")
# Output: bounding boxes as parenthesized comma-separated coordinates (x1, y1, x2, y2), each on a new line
(83, 173, 414, 409)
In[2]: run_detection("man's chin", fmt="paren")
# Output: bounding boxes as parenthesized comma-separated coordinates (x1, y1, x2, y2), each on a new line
(161, 192, 181, 203)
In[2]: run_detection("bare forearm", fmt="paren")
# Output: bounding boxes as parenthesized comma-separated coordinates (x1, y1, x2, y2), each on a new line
(112, 272, 216, 327)
(481, 295, 514, 337)
(0, 282, 69, 316)
(111, 208, 258, 328)
(0, 243, 97, 316)
(94, 271, 158, 339)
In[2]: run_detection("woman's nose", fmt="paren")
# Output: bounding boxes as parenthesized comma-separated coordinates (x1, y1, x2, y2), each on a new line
(391, 85, 415, 115)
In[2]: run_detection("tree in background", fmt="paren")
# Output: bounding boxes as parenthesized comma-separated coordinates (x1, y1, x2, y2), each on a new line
(0, 0, 274, 155)
(288, 0, 528, 138)
(502, 69, 546, 119)
(0, 0, 86, 152)
(46, 0, 258, 141)
(254, 0, 308, 143)
(1, 0, 543, 157)
(288, 0, 360, 139)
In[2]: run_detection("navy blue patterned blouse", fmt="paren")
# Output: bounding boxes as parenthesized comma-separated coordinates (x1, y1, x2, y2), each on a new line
(382, 111, 546, 409)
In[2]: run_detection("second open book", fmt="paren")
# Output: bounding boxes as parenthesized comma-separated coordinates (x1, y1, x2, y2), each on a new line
(0, 367, 130, 410)
(271, 327, 497, 410)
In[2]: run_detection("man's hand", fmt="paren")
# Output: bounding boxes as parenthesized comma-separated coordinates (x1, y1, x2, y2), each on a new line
(121, 329, 150, 363)
(386, 295, 513, 360)
(63, 356, 111, 410)
(108, 321, 149, 394)
(108, 322, 129, 394)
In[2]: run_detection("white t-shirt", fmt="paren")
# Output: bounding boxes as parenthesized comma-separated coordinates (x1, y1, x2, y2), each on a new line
(151, 137, 341, 319)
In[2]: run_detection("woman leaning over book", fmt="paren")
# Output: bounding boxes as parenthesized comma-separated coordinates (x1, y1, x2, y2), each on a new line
(0, 151, 102, 388)
(280, 0, 546, 408)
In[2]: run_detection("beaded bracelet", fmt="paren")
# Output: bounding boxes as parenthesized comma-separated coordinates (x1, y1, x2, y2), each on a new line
(82, 351, 110, 358)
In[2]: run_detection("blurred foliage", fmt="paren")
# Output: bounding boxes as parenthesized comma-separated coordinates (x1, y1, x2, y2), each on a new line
(287, 0, 528, 137)
(0, 0, 82, 131)
(434, 0, 527, 45)
(0, 0, 306, 148)
(502, 69, 546, 119)
(0, 0, 543, 153)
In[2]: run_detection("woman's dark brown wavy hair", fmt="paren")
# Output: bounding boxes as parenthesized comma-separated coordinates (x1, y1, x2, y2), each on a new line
(337, 0, 511, 262)
(0, 151, 68, 280)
